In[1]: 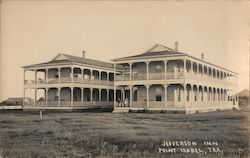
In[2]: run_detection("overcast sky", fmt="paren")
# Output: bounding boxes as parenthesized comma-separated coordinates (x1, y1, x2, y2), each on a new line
(0, 0, 249, 101)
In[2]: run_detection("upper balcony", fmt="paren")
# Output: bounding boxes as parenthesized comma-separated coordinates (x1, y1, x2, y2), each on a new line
(114, 59, 238, 87)
(24, 67, 115, 87)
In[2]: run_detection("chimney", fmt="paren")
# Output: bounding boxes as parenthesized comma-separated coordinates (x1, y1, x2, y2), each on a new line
(201, 53, 204, 60)
(82, 50, 85, 58)
(174, 41, 178, 51)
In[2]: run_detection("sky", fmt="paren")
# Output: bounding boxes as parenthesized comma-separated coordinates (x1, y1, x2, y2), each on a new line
(0, 0, 249, 101)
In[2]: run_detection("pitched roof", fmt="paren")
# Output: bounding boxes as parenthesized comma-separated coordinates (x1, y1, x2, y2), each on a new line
(112, 44, 185, 61)
(23, 54, 114, 69)
(112, 43, 237, 74)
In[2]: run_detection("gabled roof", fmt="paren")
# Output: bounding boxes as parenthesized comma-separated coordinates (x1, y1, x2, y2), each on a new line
(112, 43, 185, 61)
(112, 43, 237, 74)
(23, 53, 114, 69)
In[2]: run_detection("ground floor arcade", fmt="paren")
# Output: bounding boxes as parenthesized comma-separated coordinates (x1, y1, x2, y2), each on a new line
(24, 87, 123, 109)
(114, 84, 238, 113)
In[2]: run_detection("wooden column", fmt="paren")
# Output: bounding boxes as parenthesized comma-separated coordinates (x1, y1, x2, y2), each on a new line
(146, 61, 149, 80)
(71, 87, 73, 107)
(183, 59, 186, 78)
(90, 88, 93, 102)
(146, 84, 149, 109)
(129, 62, 132, 81)
(81, 88, 83, 105)
(58, 68, 61, 84)
(45, 88, 48, 107)
(130, 85, 132, 107)
(34, 88, 37, 106)
(99, 89, 101, 102)
(165, 84, 167, 107)
(58, 88, 61, 107)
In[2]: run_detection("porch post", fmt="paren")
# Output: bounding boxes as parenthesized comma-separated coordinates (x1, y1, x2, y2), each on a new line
(45, 88, 48, 107)
(81, 88, 83, 105)
(146, 84, 149, 109)
(46, 69, 48, 83)
(130, 85, 132, 107)
(114, 86, 116, 107)
(165, 84, 167, 107)
(122, 87, 125, 102)
(44, 88, 46, 106)
(107, 72, 109, 85)
(71, 87, 73, 107)
(114, 64, 116, 107)
(58, 87, 61, 107)
(58, 68, 61, 84)
(190, 85, 193, 103)
(34, 88, 37, 106)
(90, 88, 93, 102)
(71, 67, 73, 83)
(183, 59, 186, 78)
(146, 61, 149, 80)
(164, 60, 167, 79)
(129, 62, 132, 81)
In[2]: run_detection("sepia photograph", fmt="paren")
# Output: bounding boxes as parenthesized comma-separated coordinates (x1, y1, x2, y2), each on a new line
(0, 0, 249, 157)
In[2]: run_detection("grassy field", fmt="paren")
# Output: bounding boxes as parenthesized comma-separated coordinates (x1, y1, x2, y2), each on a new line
(0, 110, 248, 158)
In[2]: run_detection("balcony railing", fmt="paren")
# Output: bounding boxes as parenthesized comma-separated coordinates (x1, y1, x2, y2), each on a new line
(24, 77, 113, 86)
(149, 73, 165, 80)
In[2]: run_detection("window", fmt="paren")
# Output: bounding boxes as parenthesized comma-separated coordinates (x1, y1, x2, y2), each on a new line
(156, 95, 162, 101)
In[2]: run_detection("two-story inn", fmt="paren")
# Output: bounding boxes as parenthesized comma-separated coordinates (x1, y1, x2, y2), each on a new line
(23, 53, 117, 111)
(23, 43, 239, 113)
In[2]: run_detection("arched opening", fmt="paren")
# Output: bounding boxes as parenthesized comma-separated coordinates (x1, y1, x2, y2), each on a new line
(217, 88, 220, 101)
(48, 88, 58, 106)
(167, 84, 184, 107)
(92, 88, 99, 101)
(198, 86, 203, 101)
(60, 87, 71, 106)
(101, 72, 107, 81)
(36, 88, 46, 106)
(204, 86, 208, 101)
(73, 68, 82, 83)
(208, 87, 212, 101)
(60, 67, 71, 83)
(167, 60, 184, 79)
(193, 62, 198, 74)
(148, 61, 164, 80)
(83, 88, 91, 101)
(101, 89, 107, 101)
(198, 64, 203, 75)
(149, 84, 165, 108)
(36, 69, 46, 84)
(132, 85, 147, 108)
(73, 88, 81, 106)
(186, 84, 192, 101)
(48, 68, 59, 83)
(193, 85, 198, 102)
(132, 62, 146, 80)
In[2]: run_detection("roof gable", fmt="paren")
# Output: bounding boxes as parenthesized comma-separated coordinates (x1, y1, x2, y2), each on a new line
(146, 44, 174, 53)
(52, 54, 69, 61)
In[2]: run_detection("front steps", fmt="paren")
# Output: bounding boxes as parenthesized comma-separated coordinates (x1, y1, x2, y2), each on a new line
(112, 107, 130, 113)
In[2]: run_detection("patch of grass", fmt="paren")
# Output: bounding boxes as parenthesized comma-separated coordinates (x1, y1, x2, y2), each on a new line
(0, 111, 248, 157)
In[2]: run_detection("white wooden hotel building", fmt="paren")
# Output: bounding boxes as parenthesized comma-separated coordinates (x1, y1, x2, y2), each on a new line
(23, 44, 238, 113)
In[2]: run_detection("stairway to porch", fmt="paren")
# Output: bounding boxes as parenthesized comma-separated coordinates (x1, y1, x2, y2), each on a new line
(112, 107, 130, 113)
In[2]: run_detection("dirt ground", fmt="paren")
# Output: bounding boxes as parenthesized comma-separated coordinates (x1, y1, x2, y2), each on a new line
(0, 110, 248, 158)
